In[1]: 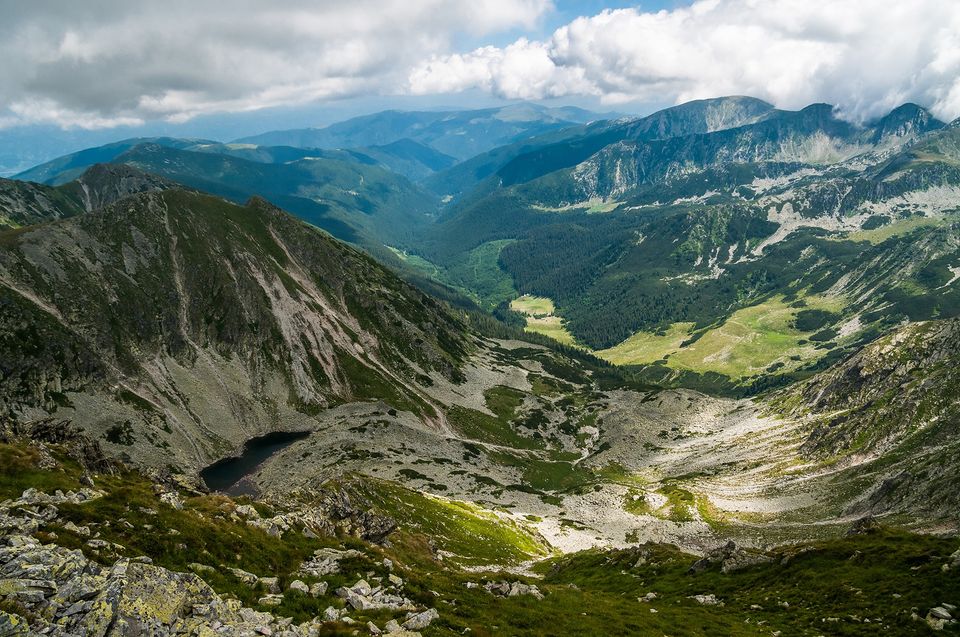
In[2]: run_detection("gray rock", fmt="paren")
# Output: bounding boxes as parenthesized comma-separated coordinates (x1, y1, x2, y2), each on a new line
(159, 492, 184, 510)
(235, 505, 260, 519)
(689, 594, 723, 606)
(188, 562, 216, 575)
(288, 580, 309, 594)
(0, 610, 30, 636)
(228, 567, 259, 587)
(63, 521, 91, 536)
(258, 594, 283, 607)
(930, 607, 953, 620)
(944, 550, 960, 572)
(322, 606, 340, 622)
(346, 591, 372, 611)
(403, 608, 438, 630)
(309, 581, 328, 597)
(260, 576, 280, 594)
(688, 541, 773, 575)
(483, 580, 543, 600)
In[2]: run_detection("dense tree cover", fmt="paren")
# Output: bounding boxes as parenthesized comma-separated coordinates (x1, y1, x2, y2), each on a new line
(497, 204, 960, 350)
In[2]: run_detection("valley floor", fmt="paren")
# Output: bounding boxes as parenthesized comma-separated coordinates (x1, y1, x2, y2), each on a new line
(236, 339, 938, 561)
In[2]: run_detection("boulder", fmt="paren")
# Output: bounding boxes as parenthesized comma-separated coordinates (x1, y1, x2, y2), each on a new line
(930, 607, 953, 620)
(846, 516, 881, 536)
(228, 567, 259, 587)
(688, 541, 773, 574)
(403, 608, 439, 630)
(260, 576, 280, 594)
(257, 595, 283, 607)
(689, 594, 723, 606)
(159, 492, 184, 510)
(234, 505, 260, 519)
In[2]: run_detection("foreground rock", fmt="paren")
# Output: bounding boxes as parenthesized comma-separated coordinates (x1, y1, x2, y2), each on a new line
(0, 488, 427, 637)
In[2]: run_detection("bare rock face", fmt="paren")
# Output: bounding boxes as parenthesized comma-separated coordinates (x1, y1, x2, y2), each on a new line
(71, 163, 178, 212)
(791, 319, 960, 457)
(314, 486, 397, 543)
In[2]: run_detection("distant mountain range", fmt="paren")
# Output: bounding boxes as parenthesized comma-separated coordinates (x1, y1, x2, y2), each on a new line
(10, 97, 960, 396)
(235, 103, 608, 160)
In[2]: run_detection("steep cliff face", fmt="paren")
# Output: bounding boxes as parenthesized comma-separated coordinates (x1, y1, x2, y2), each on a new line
(0, 189, 470, 470)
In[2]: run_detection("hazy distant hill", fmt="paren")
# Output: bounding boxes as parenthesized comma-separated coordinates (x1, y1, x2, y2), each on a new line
(235, 103, 608, 160)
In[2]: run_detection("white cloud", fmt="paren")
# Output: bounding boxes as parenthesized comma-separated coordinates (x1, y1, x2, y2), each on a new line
(0, 0, 551, 129)
(3, 0, 959, 129)
(409, 0, 960, 121)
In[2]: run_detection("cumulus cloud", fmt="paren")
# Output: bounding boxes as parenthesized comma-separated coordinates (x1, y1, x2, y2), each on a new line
(5, 0, 960, 129)
(409, 0, 960, 122)
(0, 0, 550, 128)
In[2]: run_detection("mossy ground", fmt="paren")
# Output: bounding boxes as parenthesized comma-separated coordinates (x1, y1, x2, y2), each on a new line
(358, 480, 549, 567)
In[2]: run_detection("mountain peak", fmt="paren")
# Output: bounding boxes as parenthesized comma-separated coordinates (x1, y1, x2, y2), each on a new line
(870, 102, 944, 143)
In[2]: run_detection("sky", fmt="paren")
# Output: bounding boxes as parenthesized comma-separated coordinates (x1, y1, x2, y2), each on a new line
(1, 0, 959, 158)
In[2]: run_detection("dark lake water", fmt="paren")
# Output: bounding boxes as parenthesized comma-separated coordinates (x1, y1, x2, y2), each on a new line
(200, 430, 310, 494)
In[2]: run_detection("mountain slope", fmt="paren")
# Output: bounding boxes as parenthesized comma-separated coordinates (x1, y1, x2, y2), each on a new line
(508, 102, 945, 207)
(14, 137, 211, 186)
(774, 318, 960, 521)
(0, 177, 85, 229)
(15, 140, 441, 249)
(413, 100, 959, 392)
(0, 189, 469, 472)
(425, 96, 776, 200)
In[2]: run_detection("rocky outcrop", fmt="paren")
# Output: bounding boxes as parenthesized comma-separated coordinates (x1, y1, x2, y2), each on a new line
(1, 418, 119, 475)
(790, 319, 960, 456)
(240, 485, 397, 544)
(0, 486, 427, 637)
(687, 541, 773, 575)
(776, 319, 960, 521)
(69, 163, 178, 212)
(0, 533, 360, 637)
(482, 580, 544, 600)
